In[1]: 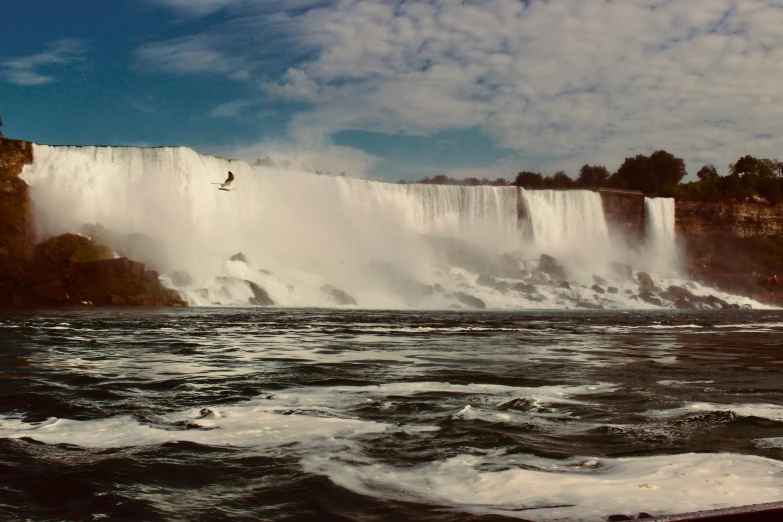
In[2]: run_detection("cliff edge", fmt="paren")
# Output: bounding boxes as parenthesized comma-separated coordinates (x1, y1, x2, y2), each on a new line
(0, 137, 187, 307)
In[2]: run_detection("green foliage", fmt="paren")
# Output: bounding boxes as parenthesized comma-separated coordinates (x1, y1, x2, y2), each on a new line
(577, 164, 609, 188)
(696, 164, 719, 182)
(612, 150, 686, 194)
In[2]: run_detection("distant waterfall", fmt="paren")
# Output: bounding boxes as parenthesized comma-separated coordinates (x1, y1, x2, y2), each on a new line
(644, 197, 676, 255)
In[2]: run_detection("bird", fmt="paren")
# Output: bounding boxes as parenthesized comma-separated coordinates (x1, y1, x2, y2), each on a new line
(214, 171, 235, 191)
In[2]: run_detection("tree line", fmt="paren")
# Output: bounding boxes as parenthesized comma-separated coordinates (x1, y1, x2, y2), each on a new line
(411, 151, 783, 204)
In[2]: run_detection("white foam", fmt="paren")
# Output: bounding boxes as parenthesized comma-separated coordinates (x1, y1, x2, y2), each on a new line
(649, 402, 783, 422)
(303, 451, 783, 521)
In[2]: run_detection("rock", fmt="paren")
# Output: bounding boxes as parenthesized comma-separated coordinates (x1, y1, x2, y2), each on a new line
(667, 285, 692, 299)
(247, 281, 274, 306)
(608, 287, 619, 294)
(560, 281, 571, 289)
(530, 271, 549, 284)
(702, 294, 730, 310)
(591, 285, 605, 294)
(320, 284, 357, 306)
(639, 291, 663, 306)
(592, 275, 608, 286)
(230, 252, 249, 263)
(674, 298, 695, 309)
(476, 274, 510, 292)
(624, 289, 633, 294)
(455, 293, 486, 309)
(576, 300, 604, 309)
(658, 291, 676, 302)
(637, 271, 654, 287)
(171, 271, 192, 287)
(538, 254, 566, 280)
(512, 282, 536, 294)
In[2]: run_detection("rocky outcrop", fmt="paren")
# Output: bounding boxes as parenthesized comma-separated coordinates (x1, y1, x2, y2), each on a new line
(0, 234, 186, 307)
(0, 137, 186, 307)
(321, 284, 357, 306)
(676, 199, 783, 298)
(676, 200, 783, 239)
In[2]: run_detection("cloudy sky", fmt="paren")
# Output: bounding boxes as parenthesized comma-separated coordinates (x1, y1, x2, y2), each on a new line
(1, 0, 782, 181)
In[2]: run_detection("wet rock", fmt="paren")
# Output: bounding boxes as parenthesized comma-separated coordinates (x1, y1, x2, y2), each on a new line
(637, 271, 654, 287)
(538, 254, 566, 280)
(530, 271, 549, 284)
(560, 281, 571, 290)
(592, 275, 608, 286)
(608, 287, 619, 294)
(674, 298, 695, 309)
(230, 252, 249, 264)
(247, 281, 274, 306)
(171, 271, 192, 288)
(576, 300, 604, 309)
(702, 294, 730, 310)
(667, 285, 692, 299)
(624, 289, 633, 295)
(591, 285, 605, 294)
(639, 291, 663, 306)
(658, 291, 676, 302)
(512, 282, 536, 294)
(320, 284, 357, 306)
(476, 274, 510, 293)
(455, 293, 486, 309)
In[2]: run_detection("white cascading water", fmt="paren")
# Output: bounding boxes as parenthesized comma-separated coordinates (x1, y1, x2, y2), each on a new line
(19, 144, 760, 309)
(644, 197, 677, 271)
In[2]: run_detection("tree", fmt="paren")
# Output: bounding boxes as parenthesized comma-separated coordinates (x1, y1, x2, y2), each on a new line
(577, 164, 609, 187)
(549, 171, 574, 189)
(513, 171, 544, 189)
(613, 150, 686, 194)
(730, 155, 776, 180)
(696, 164, 719, 182)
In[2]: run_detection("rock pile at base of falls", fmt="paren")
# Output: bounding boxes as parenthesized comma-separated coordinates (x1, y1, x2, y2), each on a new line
(321, 284, 357, 306)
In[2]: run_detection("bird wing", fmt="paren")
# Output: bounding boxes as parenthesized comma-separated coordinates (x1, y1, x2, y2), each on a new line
(224, 171, 234, 186)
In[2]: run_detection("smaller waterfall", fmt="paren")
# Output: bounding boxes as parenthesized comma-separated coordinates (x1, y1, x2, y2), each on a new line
(644, 197, 676, 257)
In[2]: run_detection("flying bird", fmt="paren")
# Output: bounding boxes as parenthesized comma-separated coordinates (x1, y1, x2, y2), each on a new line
(214, 171, 235, 191)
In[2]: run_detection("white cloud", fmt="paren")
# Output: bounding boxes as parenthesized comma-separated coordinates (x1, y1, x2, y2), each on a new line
(220, 140, 379, 179)
(135, 36, 250, 77)
(210, 99, 257, 118)
(148, 0, 244, 17)
(141, 0, 783, 176)
(1, 39, 88, 86)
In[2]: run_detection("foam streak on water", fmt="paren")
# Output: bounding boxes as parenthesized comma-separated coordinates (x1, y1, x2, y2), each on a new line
(1, 309, 783, 520)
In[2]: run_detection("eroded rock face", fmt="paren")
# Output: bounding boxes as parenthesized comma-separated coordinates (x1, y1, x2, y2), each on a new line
(321, 284, 357, 306)
(1, 234, 186, 307)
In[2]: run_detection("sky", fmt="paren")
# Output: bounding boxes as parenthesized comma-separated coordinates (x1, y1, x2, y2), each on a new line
(1, 0, 782, 182)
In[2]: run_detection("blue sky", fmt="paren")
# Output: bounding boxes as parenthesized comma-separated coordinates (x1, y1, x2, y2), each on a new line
(2, 1, 782, 181)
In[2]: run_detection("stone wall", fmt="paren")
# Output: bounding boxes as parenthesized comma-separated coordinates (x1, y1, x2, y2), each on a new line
(676, 200, 783, 239)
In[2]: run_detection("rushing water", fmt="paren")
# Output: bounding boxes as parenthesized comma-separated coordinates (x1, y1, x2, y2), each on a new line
(19, 145, 686, 310)
(1, 308, 782, 521)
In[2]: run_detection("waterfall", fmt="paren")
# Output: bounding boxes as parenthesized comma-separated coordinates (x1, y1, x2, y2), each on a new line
(644, 197, 676, 257)
(19, 144, 714, 309)
(519, 189, 610, 255)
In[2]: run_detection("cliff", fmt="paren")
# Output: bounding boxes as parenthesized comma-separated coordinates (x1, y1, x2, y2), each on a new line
(0, 137, 187, 307)
(676, 199, 783, 302)
(597, 189, 645, 241)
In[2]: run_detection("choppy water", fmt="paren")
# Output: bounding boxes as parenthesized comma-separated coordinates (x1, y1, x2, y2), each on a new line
(1, 308, 783, 521)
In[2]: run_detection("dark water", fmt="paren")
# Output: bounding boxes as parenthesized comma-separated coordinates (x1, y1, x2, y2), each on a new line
(1, 308, 783, 521)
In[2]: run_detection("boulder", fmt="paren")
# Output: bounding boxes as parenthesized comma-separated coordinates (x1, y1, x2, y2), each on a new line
(230, 252, 249, 264)
(560, 281, 571, 290)
(607, 287, 619, 294)
(667, 285, 693, 299)
(639, 291, 663, 307)
(512, 282, 536, 294)
(455, 293, 486, 309)
(538, 254, 566, 280)
(320, 284, 357, 306)
(576, 300, 604, 310)
(247, 281, 274, 306)
(476, 274, 510, 292)
(591, 285, 605, 294)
